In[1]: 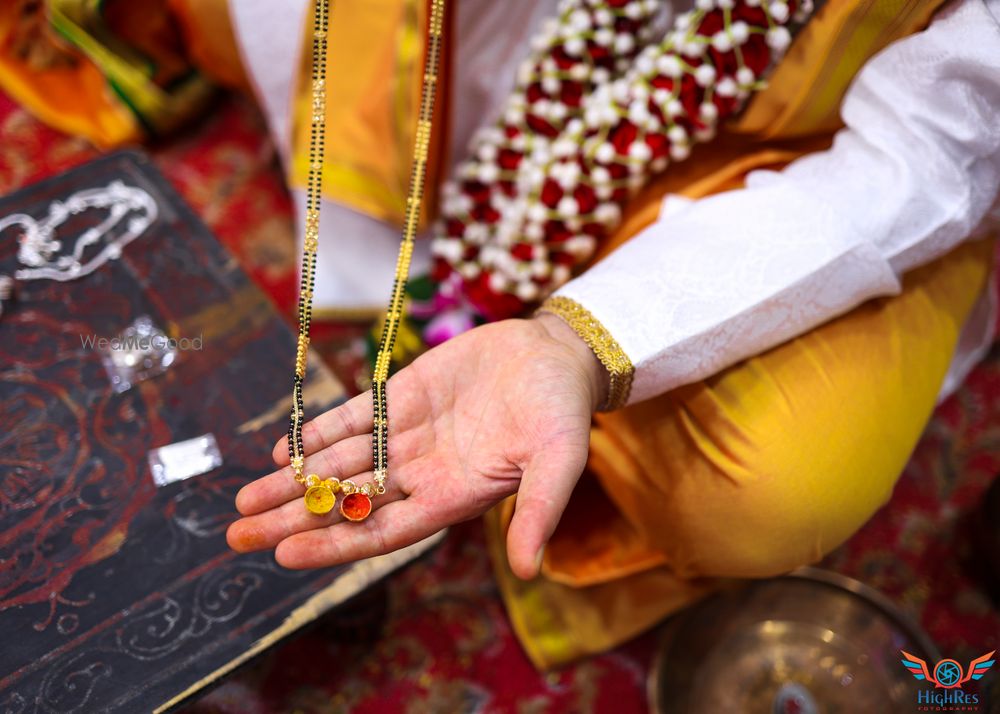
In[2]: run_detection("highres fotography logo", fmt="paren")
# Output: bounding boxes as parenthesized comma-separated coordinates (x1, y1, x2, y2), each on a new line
(901, 649, 995, 711)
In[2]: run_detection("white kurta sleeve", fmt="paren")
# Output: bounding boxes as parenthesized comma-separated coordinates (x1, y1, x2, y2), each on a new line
(552, 0, 1000, 405)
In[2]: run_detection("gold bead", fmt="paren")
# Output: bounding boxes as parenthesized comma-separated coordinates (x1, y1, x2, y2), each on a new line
(360, 482, 374, 497)
(324, 477, 341, 492)
(306, 473, 321, 487)
(340, 479, 357, 495)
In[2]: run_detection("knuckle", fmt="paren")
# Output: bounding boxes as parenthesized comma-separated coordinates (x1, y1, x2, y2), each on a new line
(337, 405, 356, 437)
(276, 504, 299, 539)
(318, 445, 346, 477)
(323, 524, 346, 561)
(365, 517, 390, 555)
(302, 420, 322, 448)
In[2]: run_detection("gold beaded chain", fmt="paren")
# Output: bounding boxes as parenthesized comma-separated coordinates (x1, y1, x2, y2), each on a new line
(291, 0, 447, 521)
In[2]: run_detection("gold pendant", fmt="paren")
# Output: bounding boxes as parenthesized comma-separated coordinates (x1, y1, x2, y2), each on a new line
(304, 485, 336, 514)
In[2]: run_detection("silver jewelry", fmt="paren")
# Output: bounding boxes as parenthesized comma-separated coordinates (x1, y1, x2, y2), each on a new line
(1, 180, 157, 283)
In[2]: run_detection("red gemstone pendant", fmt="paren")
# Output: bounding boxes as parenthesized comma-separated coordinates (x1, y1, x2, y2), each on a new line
(340, 492, 372, 522)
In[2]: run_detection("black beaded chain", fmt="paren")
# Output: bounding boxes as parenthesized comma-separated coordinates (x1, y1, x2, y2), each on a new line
(370, 0, 445, 496)
(288, 0, 329, 484)
(290, 0, 447, 517)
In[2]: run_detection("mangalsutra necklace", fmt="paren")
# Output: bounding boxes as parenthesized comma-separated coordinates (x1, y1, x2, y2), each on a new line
(290, 0, 446, 520)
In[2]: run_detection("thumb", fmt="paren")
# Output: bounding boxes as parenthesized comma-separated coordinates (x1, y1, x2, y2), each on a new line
(506, 443, 588, 580)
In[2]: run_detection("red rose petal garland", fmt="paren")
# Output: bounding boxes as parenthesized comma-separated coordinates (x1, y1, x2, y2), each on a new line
(431, 0, 664, 319)
(430, 0, 813, 321)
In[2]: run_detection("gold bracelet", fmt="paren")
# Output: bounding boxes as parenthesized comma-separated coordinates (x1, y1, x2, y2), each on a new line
(536, 296, 634, 411)
(290, 0, 447, 520)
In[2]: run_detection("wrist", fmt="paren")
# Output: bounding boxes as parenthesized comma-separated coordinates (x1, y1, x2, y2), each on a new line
(533, 310, 609, 412)
(534, 296, 634, 411)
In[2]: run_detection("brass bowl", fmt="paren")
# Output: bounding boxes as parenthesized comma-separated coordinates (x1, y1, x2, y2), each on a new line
(648, 567, 939, 714)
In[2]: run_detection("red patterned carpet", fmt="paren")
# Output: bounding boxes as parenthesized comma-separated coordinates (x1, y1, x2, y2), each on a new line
(1, 91, 998, 714)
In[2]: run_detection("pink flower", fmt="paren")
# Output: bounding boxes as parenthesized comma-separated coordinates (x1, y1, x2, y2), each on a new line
(424, 308, 477, 346)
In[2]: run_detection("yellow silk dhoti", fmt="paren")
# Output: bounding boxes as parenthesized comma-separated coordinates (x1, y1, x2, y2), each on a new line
(484, 0, 997, 667)
(487, 231, 994, 668)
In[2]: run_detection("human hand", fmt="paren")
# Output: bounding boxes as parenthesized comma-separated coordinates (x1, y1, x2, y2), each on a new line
(226, 313, 606, 579)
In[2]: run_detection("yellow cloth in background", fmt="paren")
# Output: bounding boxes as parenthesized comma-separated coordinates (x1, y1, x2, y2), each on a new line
(287, 0, 448, 229)
(732, 0, 949, 139)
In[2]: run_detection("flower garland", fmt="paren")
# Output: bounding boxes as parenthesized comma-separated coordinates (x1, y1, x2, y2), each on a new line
(426, 0, 812, 327)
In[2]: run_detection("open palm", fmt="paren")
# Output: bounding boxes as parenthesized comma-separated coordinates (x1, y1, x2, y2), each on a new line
(227, 314, 603, 579)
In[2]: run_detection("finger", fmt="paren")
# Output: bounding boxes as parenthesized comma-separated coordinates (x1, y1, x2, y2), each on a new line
(238, 432, 374, 516)
(272, 390, 374, 466)
(505, 444, 588, 580)
(274, 496, 439, 569)
(227, 472, 407, 553)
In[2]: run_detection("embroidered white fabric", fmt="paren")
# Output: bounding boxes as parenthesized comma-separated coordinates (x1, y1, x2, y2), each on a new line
(555, 0, 1000, 404)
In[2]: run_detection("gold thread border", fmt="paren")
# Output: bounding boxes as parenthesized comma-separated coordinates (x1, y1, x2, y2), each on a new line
(536, 296, 634, 411)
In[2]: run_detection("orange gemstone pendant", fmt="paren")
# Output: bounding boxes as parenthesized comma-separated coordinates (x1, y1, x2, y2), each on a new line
(340, 492, 372, 521)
